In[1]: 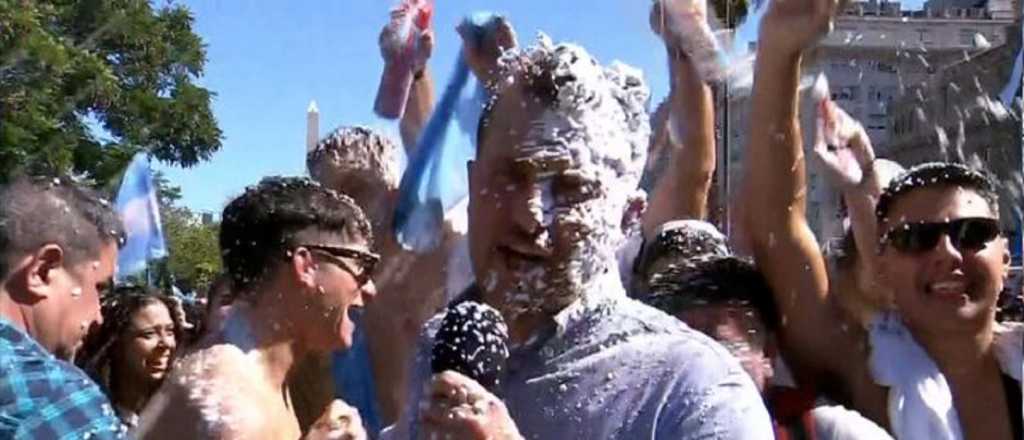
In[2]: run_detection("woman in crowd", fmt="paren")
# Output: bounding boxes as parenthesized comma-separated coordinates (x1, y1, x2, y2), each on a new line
(78, 286, 188, 428)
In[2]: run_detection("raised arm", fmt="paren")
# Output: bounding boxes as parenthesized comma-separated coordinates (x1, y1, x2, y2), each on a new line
(742, 0, 863, 386)
(399, 57, 435, 153)
(642, 1, 716, 238)
(376, 10, 436, 154)
(811, 96, 888, 297)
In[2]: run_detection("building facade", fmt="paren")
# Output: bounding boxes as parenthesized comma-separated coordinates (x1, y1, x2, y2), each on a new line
(717, 0, 1020, 251)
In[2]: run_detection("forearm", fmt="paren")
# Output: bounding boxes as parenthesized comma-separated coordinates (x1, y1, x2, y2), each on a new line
(744, 48, 804, 239)
(843, 184, 881, 281)
(642, 51, 715, 236)
(400, 68, 435, 154)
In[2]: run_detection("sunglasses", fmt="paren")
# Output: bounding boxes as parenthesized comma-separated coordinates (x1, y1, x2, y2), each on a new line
(297, 244, 380, 287)
(880, 217, 1001, 254)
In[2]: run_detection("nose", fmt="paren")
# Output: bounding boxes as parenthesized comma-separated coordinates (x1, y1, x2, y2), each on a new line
(159, 332, 176, 351)
(929, 234, 965, 272)
(358, 280, 377, 304)
(509, 182, 555, 244)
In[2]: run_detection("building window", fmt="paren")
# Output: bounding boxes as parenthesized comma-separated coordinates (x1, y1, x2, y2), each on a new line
(960, 29, 978, 46)
(833, 85, 861, 101)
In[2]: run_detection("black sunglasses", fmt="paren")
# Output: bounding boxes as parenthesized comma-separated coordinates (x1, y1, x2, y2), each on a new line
(880, 217, 1001, 254)
(296, 244, 380, 287)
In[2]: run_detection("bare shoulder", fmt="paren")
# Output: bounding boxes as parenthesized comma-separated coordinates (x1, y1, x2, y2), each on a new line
(138, 344, 271, 439)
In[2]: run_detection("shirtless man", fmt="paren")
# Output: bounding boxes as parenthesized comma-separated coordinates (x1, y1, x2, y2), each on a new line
(744, 0, 1020, 438)
(305, 15, 518, 426)
(137, 177, 375, 440)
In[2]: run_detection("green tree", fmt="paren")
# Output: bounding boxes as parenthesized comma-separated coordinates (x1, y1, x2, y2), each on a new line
(0, 0, 222, 185)
(142, 170, 220, 294)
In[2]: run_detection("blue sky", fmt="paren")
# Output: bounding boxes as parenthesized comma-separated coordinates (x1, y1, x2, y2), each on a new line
(159, 0, 926, 213)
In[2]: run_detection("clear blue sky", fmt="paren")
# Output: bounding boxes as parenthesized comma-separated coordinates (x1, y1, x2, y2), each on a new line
(159, 0, 925, 214)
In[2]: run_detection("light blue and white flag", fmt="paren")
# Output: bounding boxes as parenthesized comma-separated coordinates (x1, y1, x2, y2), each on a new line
(392, 13, 498, 253)
(114, 153, 168, 279)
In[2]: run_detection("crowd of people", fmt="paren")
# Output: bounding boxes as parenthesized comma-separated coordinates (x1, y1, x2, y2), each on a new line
(0, 0, 1021, 439)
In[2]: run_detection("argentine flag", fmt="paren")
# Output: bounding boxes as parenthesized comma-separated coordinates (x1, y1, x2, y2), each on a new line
(392, 13, 497, 253)
(114, 153, 168, 279)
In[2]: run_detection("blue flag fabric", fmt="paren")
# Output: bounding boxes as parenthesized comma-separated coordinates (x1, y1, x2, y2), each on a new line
(114, 153, 168, 279)
(392, 13, 497, 253)
(332, 313, 382, 437)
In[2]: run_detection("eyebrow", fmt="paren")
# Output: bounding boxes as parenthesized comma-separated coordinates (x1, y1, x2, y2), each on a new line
(511, 148, 573, 178)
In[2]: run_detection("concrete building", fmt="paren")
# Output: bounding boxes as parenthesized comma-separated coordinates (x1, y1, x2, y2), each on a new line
(716, 0, 1019, 248)
(886, 18, 1022, 261)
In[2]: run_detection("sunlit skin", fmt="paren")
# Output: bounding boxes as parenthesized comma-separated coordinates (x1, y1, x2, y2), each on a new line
(117, 302, 177, 385)
(876, 187, 1009, 338)
(110, 300, 177, 421)
(0, 242, 118, 361)
(744, 0, 1017, 437)
(138, 230, 376, 440)
(468, 91, 620, 343)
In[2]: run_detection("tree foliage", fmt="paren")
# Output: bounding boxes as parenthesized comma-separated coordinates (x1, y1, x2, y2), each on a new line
(0, 0, 222, 185)
(150, 170, 220, 294)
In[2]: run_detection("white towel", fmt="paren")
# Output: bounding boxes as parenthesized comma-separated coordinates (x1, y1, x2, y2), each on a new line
(868, 311, 1024, 440)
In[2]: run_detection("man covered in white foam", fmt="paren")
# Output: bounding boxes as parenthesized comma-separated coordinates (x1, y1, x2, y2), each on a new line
(383, 34, 771, 439)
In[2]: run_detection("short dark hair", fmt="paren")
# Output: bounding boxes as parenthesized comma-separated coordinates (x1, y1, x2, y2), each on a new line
(642, 256, 780, 332)
(876, 162, 999, 224)
(633, 220, 731, 279)
(219, 176, 372, 291)
(0, 176, 124, 278)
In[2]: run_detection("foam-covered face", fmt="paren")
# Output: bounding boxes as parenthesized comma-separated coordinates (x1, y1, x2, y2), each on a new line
(468, 37, 648, 317)
(876, 186, 1009, 335)
(117, 301, 177, 386)
(470, 99, 633, 316)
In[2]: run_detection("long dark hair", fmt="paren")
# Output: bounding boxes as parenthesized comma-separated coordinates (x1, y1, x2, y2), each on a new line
(76, 286, 188, 407)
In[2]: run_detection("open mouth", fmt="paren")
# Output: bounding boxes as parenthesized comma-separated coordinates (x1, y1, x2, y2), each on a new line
(925, 279, 970, 302)
(498, 244, 549, 271)
(146, 355, 170, 373)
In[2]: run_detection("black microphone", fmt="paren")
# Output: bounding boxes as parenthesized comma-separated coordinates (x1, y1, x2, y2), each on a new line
(431, 301, 510, 392)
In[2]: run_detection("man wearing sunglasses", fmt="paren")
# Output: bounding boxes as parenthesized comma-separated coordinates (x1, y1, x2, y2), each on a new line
(744, 0, 1019, 438)
(138, 177, 376, 440)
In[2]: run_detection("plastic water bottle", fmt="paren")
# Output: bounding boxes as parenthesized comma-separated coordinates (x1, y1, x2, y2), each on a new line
(374, 0, 433, 119)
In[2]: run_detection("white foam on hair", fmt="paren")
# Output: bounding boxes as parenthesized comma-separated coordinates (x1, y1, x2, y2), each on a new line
(490, 35, 650, 314)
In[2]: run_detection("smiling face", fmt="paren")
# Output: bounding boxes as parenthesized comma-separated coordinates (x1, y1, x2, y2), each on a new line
(116, 300, 177, 386)
(876, 186, 1009, 335)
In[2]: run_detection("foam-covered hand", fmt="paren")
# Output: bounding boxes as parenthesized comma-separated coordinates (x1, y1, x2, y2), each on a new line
(457, 16, 518, 86)
(419, 371, 522, 440)
(306, 399, 366, 440)
(812, 97, 876, 191)
(379, 3, 434, 73)
(759, 0, 842, 56)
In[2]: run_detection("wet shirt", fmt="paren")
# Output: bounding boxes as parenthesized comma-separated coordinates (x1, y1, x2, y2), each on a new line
(389, 270, 773, 439)
(0, 318, 128, 439)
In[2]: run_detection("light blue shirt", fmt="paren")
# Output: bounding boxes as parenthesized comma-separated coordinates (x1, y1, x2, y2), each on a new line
(387, 269, 772, 439)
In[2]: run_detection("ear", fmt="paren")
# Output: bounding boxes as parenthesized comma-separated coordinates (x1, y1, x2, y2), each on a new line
(24, 244, 66, 300)
(1001, 237, 1011, 279)
(290, 247, 318, 290)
